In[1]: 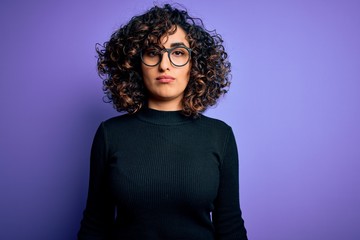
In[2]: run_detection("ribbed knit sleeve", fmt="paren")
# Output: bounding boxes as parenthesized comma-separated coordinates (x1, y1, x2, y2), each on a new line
(78, 123, 115, 240)
(212, 128, 248, 240)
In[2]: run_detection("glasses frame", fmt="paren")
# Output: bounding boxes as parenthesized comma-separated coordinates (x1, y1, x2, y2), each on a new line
(140, 46, 192, 67)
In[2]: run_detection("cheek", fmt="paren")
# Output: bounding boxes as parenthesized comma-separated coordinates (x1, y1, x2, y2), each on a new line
(141, 65, 155, 84)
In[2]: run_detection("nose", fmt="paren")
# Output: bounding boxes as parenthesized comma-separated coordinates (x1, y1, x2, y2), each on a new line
(158, 51, 171, 71)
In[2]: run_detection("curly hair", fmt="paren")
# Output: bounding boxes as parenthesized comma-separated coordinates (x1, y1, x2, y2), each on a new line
(96, 3, 231, 117)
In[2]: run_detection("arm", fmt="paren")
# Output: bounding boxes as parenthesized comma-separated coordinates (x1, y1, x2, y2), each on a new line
(212, 128, 248, 240)
(78, 123, 115, 240)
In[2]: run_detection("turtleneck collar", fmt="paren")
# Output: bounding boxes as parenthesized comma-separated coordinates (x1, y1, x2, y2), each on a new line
(135, 107, 194, 126)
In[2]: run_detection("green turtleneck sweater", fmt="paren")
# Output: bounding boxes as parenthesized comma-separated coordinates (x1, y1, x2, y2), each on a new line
(78, 108, 247, 240)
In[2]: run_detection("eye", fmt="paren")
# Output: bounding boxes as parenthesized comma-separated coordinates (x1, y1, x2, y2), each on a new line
(171, 48, 187, 57)
(173, 51, 184, 56)
(144, 48, 160, 57)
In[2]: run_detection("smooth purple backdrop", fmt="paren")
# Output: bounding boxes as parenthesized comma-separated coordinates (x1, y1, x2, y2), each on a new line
(1, 0, 359, 239)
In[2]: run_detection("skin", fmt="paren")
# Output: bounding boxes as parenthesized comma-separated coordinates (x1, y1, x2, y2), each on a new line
(141, 26, 191, 111)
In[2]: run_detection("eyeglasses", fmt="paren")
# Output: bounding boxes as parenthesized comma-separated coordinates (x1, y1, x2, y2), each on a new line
(140, 46, 192, 67)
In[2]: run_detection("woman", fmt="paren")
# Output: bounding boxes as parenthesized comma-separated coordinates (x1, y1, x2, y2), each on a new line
(78, 4, 248, 240)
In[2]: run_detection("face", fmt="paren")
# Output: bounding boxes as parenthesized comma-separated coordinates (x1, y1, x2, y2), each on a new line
(141, 26, 191, 110)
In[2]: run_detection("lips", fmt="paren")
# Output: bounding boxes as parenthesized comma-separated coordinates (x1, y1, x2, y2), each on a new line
(156, 75, 175, 83)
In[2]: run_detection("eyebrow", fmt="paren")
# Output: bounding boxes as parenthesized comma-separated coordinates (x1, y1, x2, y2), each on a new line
(148, 42, 188, 49)
(170, 42, 187, 48)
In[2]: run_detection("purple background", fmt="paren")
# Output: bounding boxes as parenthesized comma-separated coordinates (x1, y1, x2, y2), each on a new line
(1, 0, 359, 239)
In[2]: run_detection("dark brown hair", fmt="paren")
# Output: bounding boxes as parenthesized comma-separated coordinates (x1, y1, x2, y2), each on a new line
(96, 4, 231, 117)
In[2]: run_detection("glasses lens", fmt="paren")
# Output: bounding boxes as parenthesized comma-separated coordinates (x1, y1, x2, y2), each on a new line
(169, 47, 190, 66)
(142, 48, 161, 66)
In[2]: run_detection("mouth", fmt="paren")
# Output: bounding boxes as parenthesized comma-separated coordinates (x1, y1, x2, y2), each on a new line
(156, 75, 175, 83)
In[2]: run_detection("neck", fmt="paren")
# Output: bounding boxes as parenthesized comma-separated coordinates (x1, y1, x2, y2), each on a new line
(136, 107, 193, 125)
(147, 100, 182, 111)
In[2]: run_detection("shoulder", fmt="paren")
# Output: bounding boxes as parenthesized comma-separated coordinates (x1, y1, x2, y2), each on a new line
(194, 114, 234, 143)
(95, 113, 139, 138)
(102, 113, 136, 128)
(196, 115, 237, 160)
(92, 113, 140, 146)
(197, 114, 232, 131)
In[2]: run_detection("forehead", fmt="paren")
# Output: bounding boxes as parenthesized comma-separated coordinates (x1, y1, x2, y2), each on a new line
(159, 26, 189, 48)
